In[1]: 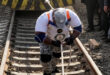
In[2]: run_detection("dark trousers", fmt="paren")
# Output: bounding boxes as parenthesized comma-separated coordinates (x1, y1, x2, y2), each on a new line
(101, 11, 109, 36)
(99, 0, 110, 36)
(86, 0, 98, 29)
(97, 0, 104, 30)
(104, 12, 110, 36)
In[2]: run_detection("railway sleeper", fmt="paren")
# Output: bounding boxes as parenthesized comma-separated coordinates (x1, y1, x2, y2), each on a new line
(14, 45, 40, 50)
(10, 50, 76, 58)
(16, 33, 35, 37)
(16, 29, 35, 33)
(9, 55, 77, 64)
(6, 69, 86, 75)
(8, 62, 81, 72)
(15, 40, 39, 45)
(17, 26, 35, 30)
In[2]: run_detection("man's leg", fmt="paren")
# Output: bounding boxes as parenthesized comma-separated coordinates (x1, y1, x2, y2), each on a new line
(39, 43, 52, 75)
(106, 12, 110, 41)
(51, 47, 61, 73)
(101, 12, 109, 37)
(98, 0, 105, 30)
(86, 0, 97, 31)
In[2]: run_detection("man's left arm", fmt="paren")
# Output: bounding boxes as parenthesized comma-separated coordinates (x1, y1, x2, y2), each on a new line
(64, 9, 82, 45)
(72, 25, 82, 38)
(68, 9, 82, 39)
(64, 25, 82, 45)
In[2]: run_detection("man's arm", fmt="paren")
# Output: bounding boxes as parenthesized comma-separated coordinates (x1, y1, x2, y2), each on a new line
(35, 12, 49, 44)
(64, 25, 82, 45)
(72, 25, 82, 38)
(35, 32, 52, 44)
(35, 32, 61, 47)
(104, 0, 109, 13)
(35, 13, 61, 47)
(68, 9, 82, 38)
(64, 9, 82, 45)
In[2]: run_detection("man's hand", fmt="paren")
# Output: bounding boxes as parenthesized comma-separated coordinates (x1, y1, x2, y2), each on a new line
(104, 6, 108, 13)
(51, 40, 61, 47)
(64, 37, 75, 45)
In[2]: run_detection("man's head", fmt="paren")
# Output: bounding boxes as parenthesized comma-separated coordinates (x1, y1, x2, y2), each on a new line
(53, 8, 66, 28)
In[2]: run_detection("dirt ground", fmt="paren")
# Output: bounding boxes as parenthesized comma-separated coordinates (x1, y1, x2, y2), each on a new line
(70, 0, 110, 75)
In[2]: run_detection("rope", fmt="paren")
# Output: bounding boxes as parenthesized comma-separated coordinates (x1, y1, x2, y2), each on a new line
(45, 0, 54, 9)
(65, 45, 72, 71)
(61, 44, 64, 75)
(45, 1, 65, 74)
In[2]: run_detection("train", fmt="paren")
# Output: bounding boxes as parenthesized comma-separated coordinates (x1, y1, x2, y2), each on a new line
(0, 0, 75, 10)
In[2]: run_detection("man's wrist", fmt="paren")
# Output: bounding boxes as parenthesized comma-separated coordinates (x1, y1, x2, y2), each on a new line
(71, 36, 75, 40)
(43, 37, 52, 45)
(51, 40, 61, 47)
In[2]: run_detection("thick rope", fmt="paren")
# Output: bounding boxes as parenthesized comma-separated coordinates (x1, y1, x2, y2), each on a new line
(61, 44, 65, 75)
(65, 45, 72, 71)
(45, 0, 54, 9)
(45, 1, 65, 74)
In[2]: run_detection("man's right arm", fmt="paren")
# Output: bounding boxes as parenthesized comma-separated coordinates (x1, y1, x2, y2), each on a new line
(35, 13, 61, 47)
(35, 12, 49, 43)
(35, 32, 52, 44)
(35, 32, 61, 47)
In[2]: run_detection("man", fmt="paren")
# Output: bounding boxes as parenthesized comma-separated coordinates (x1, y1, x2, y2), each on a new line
(104, 0, 110, 41)
(98, 0, 105, 31)
(35, 8, 82, 75)
(84, 0, 101, 32)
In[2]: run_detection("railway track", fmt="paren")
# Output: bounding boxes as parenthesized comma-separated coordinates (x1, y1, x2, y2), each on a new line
(0, 10, 102, 75)
(0, 6, 12, 65)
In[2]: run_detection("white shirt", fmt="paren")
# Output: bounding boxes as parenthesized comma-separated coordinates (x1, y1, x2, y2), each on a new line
(35, 8, 81, 40)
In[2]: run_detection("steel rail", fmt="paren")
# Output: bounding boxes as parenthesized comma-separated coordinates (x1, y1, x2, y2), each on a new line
(75, 38, 103, 75)
(0, 10, 15, 75)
